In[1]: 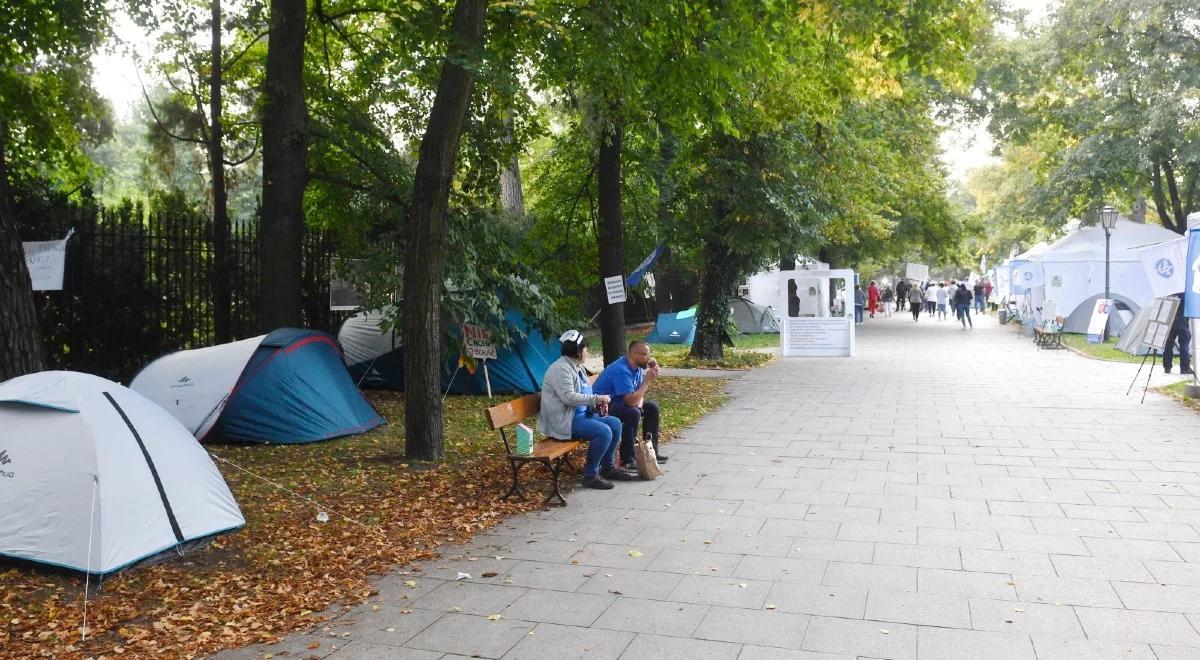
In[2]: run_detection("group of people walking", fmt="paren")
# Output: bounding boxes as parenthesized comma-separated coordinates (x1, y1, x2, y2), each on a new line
(855, 278, 992, 329)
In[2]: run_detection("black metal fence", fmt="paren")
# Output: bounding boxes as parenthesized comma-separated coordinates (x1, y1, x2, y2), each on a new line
(19, 196, 340, 383)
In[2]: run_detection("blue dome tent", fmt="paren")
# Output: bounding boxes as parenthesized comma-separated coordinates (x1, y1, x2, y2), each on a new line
(337, 308, 560, 395)
(131, 329, 384, 444)
(644, 307, 698, 345)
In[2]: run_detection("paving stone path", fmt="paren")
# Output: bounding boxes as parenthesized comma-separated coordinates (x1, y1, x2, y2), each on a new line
(219, 313, 1200, 660)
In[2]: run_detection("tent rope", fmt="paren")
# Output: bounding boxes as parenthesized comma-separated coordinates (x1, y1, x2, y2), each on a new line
(82, 478, 97, 641)
(442, 365, 461, 402)
(208, 454, 384, 537)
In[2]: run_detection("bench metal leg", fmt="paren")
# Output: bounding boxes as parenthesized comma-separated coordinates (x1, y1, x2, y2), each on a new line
(542, 456, 568, 507)
(503, 458, 526, 501)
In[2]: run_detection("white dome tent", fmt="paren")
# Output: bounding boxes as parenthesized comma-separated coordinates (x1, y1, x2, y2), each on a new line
(1037, 219, 1182, 333)
(0, 372, 244, 574)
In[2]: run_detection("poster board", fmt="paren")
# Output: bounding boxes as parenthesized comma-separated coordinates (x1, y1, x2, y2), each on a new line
(604, 275, 627, 304)
(1141, 296, 1180, 352)
(462, 323, 498, 360)
(1086, 298, 1113, 344)
(905, 263, 929, 281)
(777, 269, 856, 357)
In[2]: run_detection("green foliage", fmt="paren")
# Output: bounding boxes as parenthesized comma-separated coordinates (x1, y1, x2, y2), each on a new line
(0, 0, 111, 187)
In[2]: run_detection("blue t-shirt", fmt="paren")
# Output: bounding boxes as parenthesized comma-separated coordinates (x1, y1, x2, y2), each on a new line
(592, 356, 644, 403)
(574, 369, 593, 417)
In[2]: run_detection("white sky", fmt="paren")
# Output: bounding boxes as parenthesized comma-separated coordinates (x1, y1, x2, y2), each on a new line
(93, 1, 1057, 182)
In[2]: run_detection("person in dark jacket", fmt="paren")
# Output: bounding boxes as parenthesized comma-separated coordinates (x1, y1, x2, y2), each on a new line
(1164, 294, 1194, 375)
(954, 283, 973, 329)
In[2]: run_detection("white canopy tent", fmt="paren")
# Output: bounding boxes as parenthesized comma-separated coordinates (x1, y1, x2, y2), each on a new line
(1037, 220, 1182, 333)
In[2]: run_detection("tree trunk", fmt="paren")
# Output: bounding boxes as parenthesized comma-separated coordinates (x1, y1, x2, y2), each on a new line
(209, 0, 232, 342)
(499, 111, 524, 215)
(597, 120, 625, 365)
(1151, 162, 1182, 233)
(690, 233, 734, 360)
(1162, 158, 1187, 234)
(402, 0, 487, 461)
(260, 0, 308, 331)
(0, 130, 46, 381)
(649, 120, 677, 315)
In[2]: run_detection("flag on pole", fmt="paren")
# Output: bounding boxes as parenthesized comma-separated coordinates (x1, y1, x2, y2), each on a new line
(626, 245, 666, 288)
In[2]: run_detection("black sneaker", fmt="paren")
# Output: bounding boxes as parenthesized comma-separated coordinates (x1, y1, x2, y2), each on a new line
(601, 466, 638, 481)
(582, 475, 614, 490)
(656, 454, 668, 463)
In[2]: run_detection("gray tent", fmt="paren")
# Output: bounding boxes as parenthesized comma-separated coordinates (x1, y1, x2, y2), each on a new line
(1115, 303, 1155, 356)
(730, 297, 780, 334)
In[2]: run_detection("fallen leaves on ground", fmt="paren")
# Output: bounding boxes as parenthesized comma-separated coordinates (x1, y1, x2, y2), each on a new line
(1, 377, 727, 659)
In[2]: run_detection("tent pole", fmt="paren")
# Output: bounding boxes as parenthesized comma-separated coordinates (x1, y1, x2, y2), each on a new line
(483, 360, 493, 399)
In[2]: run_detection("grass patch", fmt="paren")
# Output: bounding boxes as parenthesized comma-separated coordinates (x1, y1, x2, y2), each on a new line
(1061, 333, 1143, 363)
(633, 332, 778, 371)
(1157, 380, 1200, 413)
(2, 377, 727, 659)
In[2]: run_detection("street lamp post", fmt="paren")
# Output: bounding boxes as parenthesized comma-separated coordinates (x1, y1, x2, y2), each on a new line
(1100, 204, 1119, 339)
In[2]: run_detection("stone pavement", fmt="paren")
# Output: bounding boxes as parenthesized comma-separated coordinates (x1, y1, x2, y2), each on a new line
(218, 312, 1200, 660)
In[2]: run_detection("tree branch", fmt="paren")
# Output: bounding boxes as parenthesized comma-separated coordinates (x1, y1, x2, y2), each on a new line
(224, 29, 269, 71)
(136, 69, 208, 147)
(223, 135, 260, 166)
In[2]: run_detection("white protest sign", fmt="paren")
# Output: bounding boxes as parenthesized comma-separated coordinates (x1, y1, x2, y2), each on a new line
(22, 229, 74, 291)
(1138, 238, 1187, 299)
(462, 323, 497, 360)
(905, 263, 929, 281)
(1086, 298, 1113, 343)
(604, 275, 627, 304)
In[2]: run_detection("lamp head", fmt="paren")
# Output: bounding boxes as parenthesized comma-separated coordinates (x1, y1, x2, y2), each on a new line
(1100, 205, 1118, 231)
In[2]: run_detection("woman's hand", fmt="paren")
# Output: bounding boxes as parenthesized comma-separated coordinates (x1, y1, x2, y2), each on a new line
(595, 394, 611, 404)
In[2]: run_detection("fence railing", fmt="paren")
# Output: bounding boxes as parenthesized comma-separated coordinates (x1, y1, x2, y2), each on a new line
(20, 196, 341, 383)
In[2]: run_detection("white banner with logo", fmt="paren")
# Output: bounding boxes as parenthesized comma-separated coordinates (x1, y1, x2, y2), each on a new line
(1137, 237, 1187, 299)
(22, 229, 74, 291)
(905, 263, 929, 281)
(1011, 260, 1044, 291)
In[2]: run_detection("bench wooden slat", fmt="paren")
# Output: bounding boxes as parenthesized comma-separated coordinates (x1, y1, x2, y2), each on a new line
(486, 393, 541, 430)
(525, 440, 584, 460)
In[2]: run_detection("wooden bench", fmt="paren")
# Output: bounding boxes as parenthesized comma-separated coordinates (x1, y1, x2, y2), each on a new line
(1034, 315, 1066, 350)
(486, 390, 588, 507)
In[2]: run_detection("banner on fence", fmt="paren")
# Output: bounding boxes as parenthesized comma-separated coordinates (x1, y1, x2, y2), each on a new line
(22, 229, 74, 291)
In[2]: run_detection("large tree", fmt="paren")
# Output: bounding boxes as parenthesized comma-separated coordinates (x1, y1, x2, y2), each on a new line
(260, 0, 307, 330)
(402, 0, 488, 461)
(0, 0, 109, 381)
(975, 0, 1200, 233)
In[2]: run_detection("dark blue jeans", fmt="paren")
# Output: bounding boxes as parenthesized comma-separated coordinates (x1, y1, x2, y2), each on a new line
(854, 305, 864, 323)
(609, 398, 660, 464)
(569, 415, 621, 477)
(1164, 321, 1193, 373)
(957, 304, 972, 327)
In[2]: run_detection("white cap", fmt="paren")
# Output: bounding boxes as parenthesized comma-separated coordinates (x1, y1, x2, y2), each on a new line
(559, 329, 582, 344)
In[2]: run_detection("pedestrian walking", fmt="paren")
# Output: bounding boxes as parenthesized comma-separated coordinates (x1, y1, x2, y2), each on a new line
(954, 283, 973, 328)
(854, 284, 866, 325)
(908, 283, 925, 321)
(936, 281, 949, 320)
(973, 280, 986, 313)
(924, 281, 937, 316)
(868, 280, 880, 318)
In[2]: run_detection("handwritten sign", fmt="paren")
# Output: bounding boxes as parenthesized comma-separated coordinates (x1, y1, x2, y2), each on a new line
(604, 275, 627, 304)
(22, 230, 73, 291)
(462, 323, 497, 360)
(905, 263, 929, 281)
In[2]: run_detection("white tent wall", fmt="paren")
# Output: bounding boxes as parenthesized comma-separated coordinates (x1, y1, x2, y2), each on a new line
(338, 309, 399, 366)
(0, 407, 101, 572)
(745, 271, 781, 309)
(130, 336, 264, 438)
(0, 372, 244, 574)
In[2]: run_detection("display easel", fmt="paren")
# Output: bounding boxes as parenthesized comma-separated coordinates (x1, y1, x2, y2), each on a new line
(1126, 296, 1180, 404)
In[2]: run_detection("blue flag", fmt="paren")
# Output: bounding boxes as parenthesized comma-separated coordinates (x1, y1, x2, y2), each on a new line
(626, 245, 666, 288)
(1186, 228, 1200, 318)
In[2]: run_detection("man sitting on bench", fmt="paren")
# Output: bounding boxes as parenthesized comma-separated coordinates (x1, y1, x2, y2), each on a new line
(594, 339, 668, 470)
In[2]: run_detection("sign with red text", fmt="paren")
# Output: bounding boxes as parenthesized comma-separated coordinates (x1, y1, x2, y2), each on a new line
(462, 324, 497, 360)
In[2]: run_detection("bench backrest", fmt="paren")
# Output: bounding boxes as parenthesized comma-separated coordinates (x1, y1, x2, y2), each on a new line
(486, 393, 541, 430)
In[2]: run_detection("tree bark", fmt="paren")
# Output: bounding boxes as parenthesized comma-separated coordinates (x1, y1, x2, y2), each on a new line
(209, 0, 232, 342)
(690, 232, 734, 360)
(499, 111, 524, 215)
(1162, 158, 1187, 234)
(402, 0, 487, 461)
(0, 129, 46, 381)
(260, 0, 308, 331)
(597, 120, 625, 365)
(1151, 162, 1182, 233)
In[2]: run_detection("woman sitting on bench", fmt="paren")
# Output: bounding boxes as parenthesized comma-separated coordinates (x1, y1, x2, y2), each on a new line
(539, 330, 637, 490)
